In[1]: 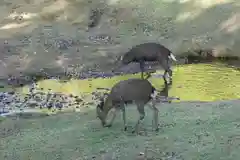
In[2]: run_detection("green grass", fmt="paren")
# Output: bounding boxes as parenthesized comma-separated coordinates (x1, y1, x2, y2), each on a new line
(17, 62, 240, 102)
(1, 100, 240, 160)
(1, 62, 239, 159)
(0, 117, 5, 123)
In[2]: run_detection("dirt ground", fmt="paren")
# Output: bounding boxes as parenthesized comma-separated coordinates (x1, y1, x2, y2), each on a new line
(0, 0, 239, 83)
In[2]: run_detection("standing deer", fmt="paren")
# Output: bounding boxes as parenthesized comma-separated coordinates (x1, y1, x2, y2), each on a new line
(96, 78, 179, 134)
(117, 43, 177, 83)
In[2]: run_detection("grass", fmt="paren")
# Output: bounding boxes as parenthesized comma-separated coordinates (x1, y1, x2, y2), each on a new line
(17, 62, 240, 102)
(1, 100, 240, 159)
(0, 117, 5, 123)
(0, 1, 239, 158)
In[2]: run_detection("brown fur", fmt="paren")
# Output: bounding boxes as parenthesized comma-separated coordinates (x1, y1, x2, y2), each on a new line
(120, 42, 177, 83)
(96, 78, 159, 134)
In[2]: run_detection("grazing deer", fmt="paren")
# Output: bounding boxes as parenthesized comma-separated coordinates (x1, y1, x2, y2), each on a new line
(96, 78, 179, 134)
(117, 43, 177, 83)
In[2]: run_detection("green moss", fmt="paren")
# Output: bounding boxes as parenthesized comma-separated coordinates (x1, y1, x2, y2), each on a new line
(19, 62, 240, 101)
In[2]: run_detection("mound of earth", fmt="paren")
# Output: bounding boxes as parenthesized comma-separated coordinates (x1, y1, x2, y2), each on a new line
(0, 0, 239, 82)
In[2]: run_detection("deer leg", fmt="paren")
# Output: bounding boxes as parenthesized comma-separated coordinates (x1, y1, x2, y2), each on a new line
(163, 69, 173, 85)
(148, 102, 159, 132)
(132, 103, 145, 134)
(104, 107, 118, 128)
(145, 72, 152, 79)
(121, 105, 127, 131)
(167, 68, 173, 84)
(163, 70, 168, 84)
(139, 61, 145, 79)
(162, 59, 172, 84)
(140, 62, 153, 79)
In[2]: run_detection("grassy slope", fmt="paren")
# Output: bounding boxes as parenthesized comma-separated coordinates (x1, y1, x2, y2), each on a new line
(0, 0, 239, 80)
(1, 100, 240, 160)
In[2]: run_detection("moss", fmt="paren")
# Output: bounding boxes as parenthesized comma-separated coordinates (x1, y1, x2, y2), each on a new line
(17, 62, 240, 102)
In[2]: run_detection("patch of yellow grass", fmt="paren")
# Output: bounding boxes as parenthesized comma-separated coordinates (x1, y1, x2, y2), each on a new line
(17, 63, 240, 102)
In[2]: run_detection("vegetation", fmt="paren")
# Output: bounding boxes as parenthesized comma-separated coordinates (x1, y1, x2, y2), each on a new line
(0, 0, 239, 159)
(17, 62, 240, 102)
(1, 100, 240, 160)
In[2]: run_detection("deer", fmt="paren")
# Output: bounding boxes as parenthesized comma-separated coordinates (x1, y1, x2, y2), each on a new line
(96, 78, 179, 134)
(115, 42, 177, 84)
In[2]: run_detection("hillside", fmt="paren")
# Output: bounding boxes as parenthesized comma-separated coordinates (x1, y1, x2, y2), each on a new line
(0, 0, 239, 79)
